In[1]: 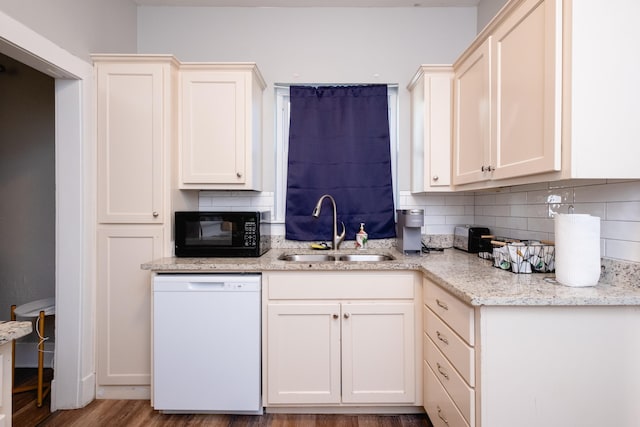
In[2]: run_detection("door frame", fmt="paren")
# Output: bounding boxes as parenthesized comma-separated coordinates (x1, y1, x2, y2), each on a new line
(0, 11, 95, 410)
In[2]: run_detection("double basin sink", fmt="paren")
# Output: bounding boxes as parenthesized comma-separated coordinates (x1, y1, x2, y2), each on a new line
(279, 253, 395, 262)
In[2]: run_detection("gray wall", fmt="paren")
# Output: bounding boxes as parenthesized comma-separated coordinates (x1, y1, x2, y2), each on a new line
(0, 0, 137, 61)
(137, 6, 478, 191)
(477, 0, 508, 32)
(0, 53, 55, 320)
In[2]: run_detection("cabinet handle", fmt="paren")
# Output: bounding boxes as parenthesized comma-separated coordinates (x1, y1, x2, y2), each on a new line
(343, 313, 350, 319)
(437, 406, 449, 425)
(332, 314, 339, 319)
(236, 172, 242, 178)
(436, 363, 449, 380)
(481, 165, 494, 172)
(152, 211, 159, 218)
(436, 331, 449, 345)
(432, 175, 439, 182)
(436, 299, 448, 310)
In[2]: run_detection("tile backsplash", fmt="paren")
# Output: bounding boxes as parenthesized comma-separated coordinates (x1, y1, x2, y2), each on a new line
(199, 179, 640, 263)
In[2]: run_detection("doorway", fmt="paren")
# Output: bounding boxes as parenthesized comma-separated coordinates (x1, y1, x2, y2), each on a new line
(1, 12, 96, 411)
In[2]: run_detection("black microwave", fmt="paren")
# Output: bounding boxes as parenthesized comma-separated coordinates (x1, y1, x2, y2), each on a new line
(174, 211, 270, 257)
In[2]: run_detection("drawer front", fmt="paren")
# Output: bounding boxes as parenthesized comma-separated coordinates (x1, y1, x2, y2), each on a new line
(424, 361, 471, 427)
(424, 307, 475, 386)
(424, 334, 474, 425)
(423, 278, 474, 345)
(267, 271, 415, 300)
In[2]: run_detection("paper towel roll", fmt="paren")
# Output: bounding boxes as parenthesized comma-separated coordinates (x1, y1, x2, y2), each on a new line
(554, 214, 601, 287)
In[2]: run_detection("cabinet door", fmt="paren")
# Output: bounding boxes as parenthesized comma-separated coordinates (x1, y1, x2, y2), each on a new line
(96, 226, 163, 386)
(180, 70, 247, 186)
(96, 62, 165, 223)
(491, 0, 560, 180)
(341, 302, 415, 404)
(453, 38, 492, 185)
(266, 303, 341, 404)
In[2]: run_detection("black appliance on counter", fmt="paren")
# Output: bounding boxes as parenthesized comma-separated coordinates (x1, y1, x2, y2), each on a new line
(453, 225, 492, 253)
(174, 211, 270, 257)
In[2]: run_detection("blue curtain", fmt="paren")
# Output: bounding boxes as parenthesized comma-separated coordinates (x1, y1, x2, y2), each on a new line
(285, 84, 396, 242)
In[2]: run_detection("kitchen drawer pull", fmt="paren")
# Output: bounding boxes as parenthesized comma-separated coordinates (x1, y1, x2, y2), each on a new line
(344, 313, 350, 319)
(436, 299, 449, 310)
(436, 331, 449, 345)
(332, 314, 339, 319)
(436, 363, 449, 380)
(437, 406, 449, 425)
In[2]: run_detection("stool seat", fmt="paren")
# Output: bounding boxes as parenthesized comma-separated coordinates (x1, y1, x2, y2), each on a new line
(14, 297, 56, 317)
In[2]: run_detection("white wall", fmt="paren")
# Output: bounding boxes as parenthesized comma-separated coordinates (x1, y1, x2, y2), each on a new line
(0, 0, 137, 61)
(137, 6, 478, 190)
(477, 0, 507, 32)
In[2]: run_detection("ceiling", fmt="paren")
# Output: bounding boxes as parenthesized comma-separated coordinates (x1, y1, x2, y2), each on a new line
(133, 0, 480, 7)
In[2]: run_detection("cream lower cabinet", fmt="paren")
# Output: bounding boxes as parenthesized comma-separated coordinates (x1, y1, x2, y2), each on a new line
(0, 345, 9, 427)
(264, 271, 421, 408)
(96, 226, 163, 392)
(423, 277, 640, 427)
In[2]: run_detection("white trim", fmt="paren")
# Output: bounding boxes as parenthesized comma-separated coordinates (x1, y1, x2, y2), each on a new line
(0, 11, 95, 410)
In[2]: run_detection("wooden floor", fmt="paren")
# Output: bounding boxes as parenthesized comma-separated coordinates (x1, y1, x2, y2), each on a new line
(14, 369, 434, 427)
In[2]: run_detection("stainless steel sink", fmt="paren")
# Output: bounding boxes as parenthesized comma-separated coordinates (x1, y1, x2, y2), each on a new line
(337, 254, 395, 262)
(278, 254, 336, 262)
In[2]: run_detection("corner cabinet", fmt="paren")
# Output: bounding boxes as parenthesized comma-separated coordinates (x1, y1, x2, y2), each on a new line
(453, 0, 560, 187)
(408, 66, 454, 192)
(179, 64, 266, 190)
(93, 55, 197, 398)
(263, 271, 422, 408)
(423, 277, 640, 427)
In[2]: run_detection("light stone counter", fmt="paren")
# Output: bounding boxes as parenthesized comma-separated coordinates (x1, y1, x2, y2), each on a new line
(142, 248, 640, 307)
(0, 321, 32, 346)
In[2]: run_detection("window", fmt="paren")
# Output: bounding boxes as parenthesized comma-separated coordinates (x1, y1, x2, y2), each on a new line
(274, 84, 398, 224)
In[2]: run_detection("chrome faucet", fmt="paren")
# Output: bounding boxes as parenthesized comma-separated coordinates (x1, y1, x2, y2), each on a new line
(312, 194, 346, 250)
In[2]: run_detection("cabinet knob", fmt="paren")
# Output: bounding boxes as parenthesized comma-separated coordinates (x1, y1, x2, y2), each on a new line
(332, 314, 339, 319)
(236, 172, 242, 178)
(343, 313, 350, 319)
(152, 211, 159, 218)
(432, 175, 439, 182)
(481, 165, 494, 172)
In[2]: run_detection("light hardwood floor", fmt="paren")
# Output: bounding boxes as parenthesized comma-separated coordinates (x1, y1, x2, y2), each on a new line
(41, 401, 433, 427)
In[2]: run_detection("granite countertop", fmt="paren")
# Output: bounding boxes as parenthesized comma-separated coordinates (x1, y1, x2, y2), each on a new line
(0, 321, 33, 346)
(142, 248, 640, 307)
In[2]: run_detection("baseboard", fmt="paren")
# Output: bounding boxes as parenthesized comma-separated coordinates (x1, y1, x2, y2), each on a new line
(265, 405, 426, 414)
(96, 385, 150, 400)
(14, 341, 55, 368)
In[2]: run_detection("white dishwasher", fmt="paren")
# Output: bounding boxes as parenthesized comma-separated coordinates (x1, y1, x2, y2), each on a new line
(153, 274, 262, 413)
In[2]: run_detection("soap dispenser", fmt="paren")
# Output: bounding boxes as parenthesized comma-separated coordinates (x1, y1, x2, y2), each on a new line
(356, 223, 368, 250)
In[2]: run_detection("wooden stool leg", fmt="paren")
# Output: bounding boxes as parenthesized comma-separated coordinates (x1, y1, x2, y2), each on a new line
(10, 304, 16, 391)
(37, 310, 45, 407)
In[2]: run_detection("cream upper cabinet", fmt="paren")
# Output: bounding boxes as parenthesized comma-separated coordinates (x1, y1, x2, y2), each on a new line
(408, 66, 454, 192)
(179, 64, 265, 190)
(490, 0, 560, 180)
(96, 59, 172, 223)
(453, 39, 492, 186)
(263, 271, 420, 407)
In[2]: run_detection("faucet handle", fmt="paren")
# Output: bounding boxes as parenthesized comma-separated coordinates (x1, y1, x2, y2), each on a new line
(335, 221, 346, 249)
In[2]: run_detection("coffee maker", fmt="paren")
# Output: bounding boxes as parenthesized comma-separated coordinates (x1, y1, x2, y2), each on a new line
(396, 209, 424, 255)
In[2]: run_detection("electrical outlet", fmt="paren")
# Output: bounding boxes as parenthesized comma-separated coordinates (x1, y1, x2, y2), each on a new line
(547, 194, 562, 204)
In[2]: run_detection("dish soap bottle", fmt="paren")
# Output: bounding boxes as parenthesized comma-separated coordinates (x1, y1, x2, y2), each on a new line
(356, 223, 368, 250)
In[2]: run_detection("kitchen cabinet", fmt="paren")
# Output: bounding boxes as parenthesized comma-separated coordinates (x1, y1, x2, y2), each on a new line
(263, 271, 421, 407)
(1, 344, 9, 427)
(179, 64, 265, 190)
(408, 66, 454, 192)
(93, 55, 196, 398)
(453, 0, 559, 186)
(423, 277, 640, 427)
(452, 0, 640, 189)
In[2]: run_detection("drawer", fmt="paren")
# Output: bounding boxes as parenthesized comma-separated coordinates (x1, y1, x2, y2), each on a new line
(423, 278, 474, 345)
(424, 334, 474, 425)
(424, 361, 471, 427)
(267, 271, 415, 300)
(424, 307, 475, 386)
